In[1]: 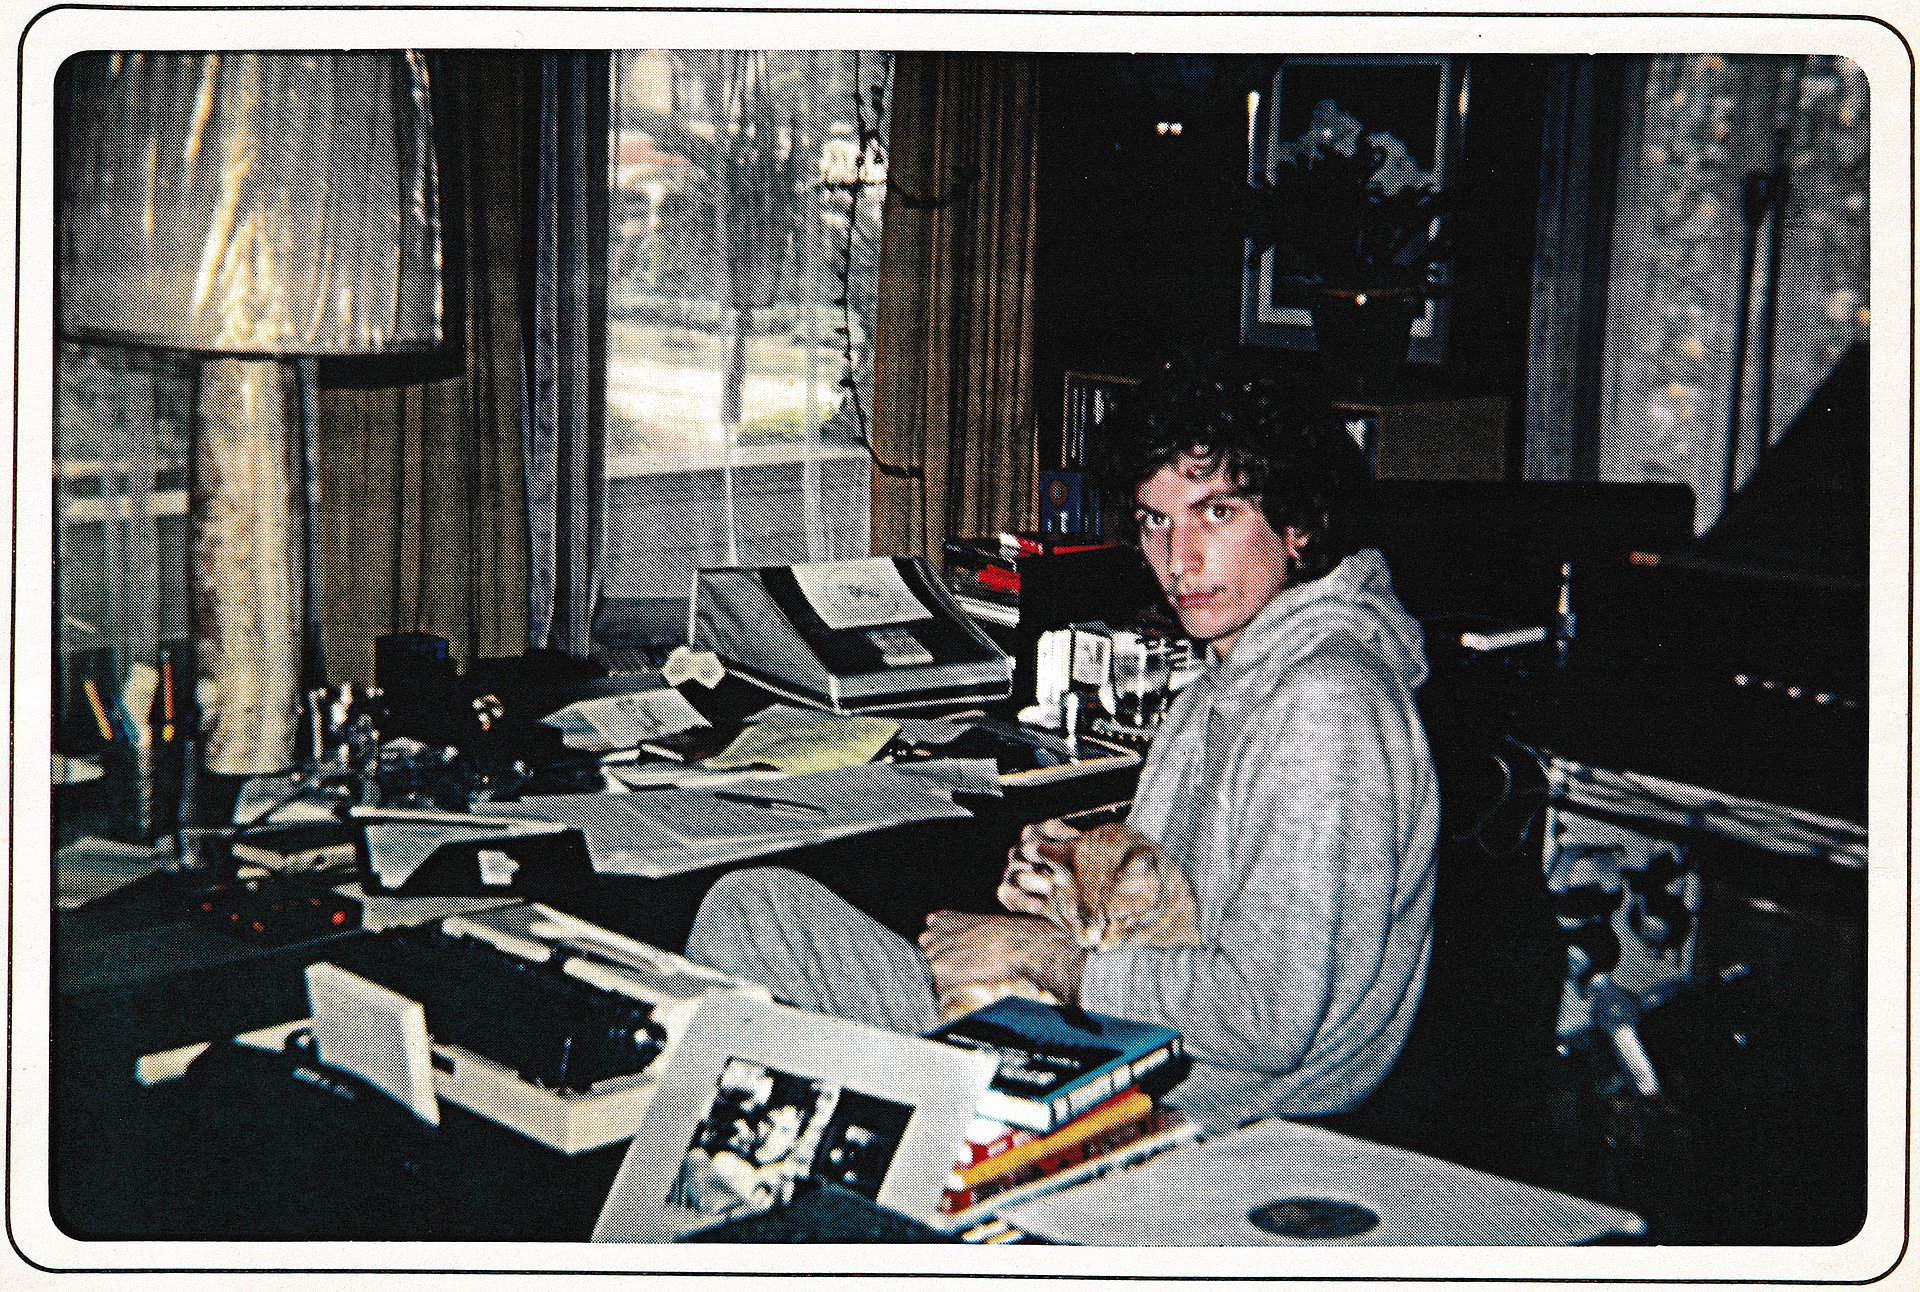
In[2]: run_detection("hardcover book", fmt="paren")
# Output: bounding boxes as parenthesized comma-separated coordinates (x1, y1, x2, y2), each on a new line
(942, 1100, 1183, 1217)
(950, 1088, 1152, 1193)
(924, 997, 1181, 1133)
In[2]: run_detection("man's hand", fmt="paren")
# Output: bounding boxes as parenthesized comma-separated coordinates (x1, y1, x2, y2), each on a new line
(919, 911, 1087, 1002)
(999, 818, 1082, 915)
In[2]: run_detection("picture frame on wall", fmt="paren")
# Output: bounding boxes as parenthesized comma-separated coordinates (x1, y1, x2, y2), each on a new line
(1241, 55, 1467, 366)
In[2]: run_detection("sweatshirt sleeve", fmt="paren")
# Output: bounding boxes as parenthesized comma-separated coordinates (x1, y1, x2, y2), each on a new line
(1078, 651, 1414, 1075)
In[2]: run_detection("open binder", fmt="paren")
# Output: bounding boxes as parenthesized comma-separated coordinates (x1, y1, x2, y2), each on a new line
(690, 557, 1014, 713)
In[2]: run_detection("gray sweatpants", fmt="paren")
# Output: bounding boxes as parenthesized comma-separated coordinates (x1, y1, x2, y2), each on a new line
(684, 867, 944, 1036)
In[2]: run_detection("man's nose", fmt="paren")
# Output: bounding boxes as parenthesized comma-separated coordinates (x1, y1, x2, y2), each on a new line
(1167, 524, 1201, 580)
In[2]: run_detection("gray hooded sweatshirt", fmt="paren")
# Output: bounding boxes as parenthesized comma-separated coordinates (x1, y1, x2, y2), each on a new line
(1080, 547, 1439, 1131)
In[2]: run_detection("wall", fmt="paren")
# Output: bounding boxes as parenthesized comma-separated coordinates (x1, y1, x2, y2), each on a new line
(1032, 53, 1552, 475)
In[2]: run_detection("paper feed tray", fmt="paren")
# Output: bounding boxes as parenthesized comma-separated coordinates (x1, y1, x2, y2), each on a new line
(690, 557, 1012, 713)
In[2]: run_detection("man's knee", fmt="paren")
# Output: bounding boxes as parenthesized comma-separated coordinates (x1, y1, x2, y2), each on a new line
(686, 867, 807, 965)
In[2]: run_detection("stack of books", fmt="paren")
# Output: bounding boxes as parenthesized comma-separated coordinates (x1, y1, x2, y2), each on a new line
(943, 534, 1110, 629)
(923, 996, 1197, 1231)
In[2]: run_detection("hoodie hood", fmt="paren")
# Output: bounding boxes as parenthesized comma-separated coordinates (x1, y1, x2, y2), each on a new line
(1212, 547, 1428, 693)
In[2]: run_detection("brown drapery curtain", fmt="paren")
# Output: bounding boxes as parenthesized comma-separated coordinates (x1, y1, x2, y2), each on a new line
(871, 53, 1040, 564)
(317, 54, 532, 686)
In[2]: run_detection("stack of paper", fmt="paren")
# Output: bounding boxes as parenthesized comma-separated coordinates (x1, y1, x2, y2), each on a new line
(488, 762, 976, 879)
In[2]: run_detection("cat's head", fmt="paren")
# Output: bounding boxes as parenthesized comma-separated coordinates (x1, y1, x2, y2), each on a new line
(1037, 823, 1176, 953)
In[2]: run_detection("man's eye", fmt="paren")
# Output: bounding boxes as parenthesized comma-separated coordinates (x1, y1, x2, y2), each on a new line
(1137, 512, 1168, 530)
(1205, 503, 1237, 522)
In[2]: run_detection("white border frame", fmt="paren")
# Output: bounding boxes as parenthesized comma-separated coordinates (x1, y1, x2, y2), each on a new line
(9, 8, 1910, 1284)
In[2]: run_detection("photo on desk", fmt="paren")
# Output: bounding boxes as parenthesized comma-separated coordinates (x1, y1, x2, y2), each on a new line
(662, 1057, 912, 1220)
(592, 991, 996, 1242)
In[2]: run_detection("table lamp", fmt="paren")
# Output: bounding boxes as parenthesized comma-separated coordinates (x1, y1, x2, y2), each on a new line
(60, 52, 442, 775)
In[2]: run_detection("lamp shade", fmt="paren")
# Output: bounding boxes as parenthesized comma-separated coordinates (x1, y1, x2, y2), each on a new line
(60, 51, 442, 354)
(58, 51, 444, 776)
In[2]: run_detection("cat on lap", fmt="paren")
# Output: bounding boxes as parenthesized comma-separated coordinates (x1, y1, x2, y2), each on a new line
(933, 823, 1198, 1022)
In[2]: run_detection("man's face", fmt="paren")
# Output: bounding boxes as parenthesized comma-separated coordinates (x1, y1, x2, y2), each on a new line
(1135, 455, 1298, 659)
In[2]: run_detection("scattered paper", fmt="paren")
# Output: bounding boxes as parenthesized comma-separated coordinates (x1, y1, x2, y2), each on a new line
(541, 687, 708, 753)
(792, 558, 929, 630)
(704, 716, 899, 776)
(889, 716, 976, 747)
(489, 763, 975, 880)
(605, 763, 787, 791)
(363, 818, 570, 891)
(890, 757, 1005, 797)
(233, 774, 346, 825)
(55, 836, 165, 909)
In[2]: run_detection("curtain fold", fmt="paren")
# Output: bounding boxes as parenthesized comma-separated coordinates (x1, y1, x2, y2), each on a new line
(525, 53, 610, 656)
(1524, 57, 1626, 481)
(317, 53, 531, 686)
(871, 53, 1039, 565)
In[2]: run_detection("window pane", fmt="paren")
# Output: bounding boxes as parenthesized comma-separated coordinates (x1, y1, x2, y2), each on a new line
(602, 50, 886, 639)
(608, 50, 888, 468)
(54, 343, 193, 749)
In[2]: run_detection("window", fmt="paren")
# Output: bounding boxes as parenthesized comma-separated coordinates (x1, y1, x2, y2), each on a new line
(54, 343, 194, 754)
(601, 50, 890, 639)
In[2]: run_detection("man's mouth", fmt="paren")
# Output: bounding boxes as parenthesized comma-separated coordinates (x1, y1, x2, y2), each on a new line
(1172, 588, 1217, 611)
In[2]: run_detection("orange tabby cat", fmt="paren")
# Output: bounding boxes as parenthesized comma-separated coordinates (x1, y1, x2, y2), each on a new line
(936, 823, 1199, 1021)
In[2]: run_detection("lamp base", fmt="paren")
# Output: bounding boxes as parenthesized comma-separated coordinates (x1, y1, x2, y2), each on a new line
(192, 358, 304, 777)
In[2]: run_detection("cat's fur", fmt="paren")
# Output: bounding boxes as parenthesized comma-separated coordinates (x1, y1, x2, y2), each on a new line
(935, 823, 1200, 1022)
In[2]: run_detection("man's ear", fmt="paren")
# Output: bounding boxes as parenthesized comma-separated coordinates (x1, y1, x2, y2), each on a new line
(1282, 527, 1312, 562)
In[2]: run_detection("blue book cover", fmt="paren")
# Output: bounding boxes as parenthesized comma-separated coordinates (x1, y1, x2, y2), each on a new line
(1038, 470, 1100, 535)
(924, 997, 1182, 1132)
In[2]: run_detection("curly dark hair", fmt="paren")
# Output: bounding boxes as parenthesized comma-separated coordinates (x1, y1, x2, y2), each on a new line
(1096, 351, 1369, 583)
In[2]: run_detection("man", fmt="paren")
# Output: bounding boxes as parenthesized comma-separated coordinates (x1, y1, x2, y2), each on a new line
(686, 352, 1439, 1132)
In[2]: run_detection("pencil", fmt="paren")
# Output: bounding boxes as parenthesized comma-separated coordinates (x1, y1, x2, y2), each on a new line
(82, 677, 115, 742)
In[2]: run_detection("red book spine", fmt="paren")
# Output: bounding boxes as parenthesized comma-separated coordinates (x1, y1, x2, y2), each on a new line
(958, 1122, 1037, 1169)
(941, 1102, 1178, 1214)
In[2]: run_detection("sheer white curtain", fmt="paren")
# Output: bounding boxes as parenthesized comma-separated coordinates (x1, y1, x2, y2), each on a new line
(589, 50, 886, 647)
(1597, 55, 1869, 531)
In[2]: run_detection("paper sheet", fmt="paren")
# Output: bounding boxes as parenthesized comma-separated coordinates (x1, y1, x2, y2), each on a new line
(362, 819, 570, 891)
(605, 763, 787, 791)
(55, 836, 166, 909)
(1000, 1117, 1647, 1245)
(791, 558, 929, 630)
(541, 687, 708, 752)
(489, 764, 975, 879)
(704, 716, 899, 776)
(890, 757, 1005, 797)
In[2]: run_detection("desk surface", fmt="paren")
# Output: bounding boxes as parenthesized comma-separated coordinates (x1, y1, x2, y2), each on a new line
(44, 674, 1868, 1248)
(48, 744, 1138, 1243)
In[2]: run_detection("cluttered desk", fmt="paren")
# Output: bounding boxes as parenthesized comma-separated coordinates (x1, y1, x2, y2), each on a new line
(49, 555, 1656, 1249)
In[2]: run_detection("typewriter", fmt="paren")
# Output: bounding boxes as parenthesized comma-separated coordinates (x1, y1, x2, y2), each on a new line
(138, 903, 767, 1154)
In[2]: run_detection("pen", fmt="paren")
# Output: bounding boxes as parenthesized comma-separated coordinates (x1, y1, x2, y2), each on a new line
(712, 789, 828, 816)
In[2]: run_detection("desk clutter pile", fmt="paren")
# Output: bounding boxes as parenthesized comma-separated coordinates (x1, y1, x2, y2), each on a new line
(133, 897, 1645, 1246)
(72, 652, 1139, 936)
